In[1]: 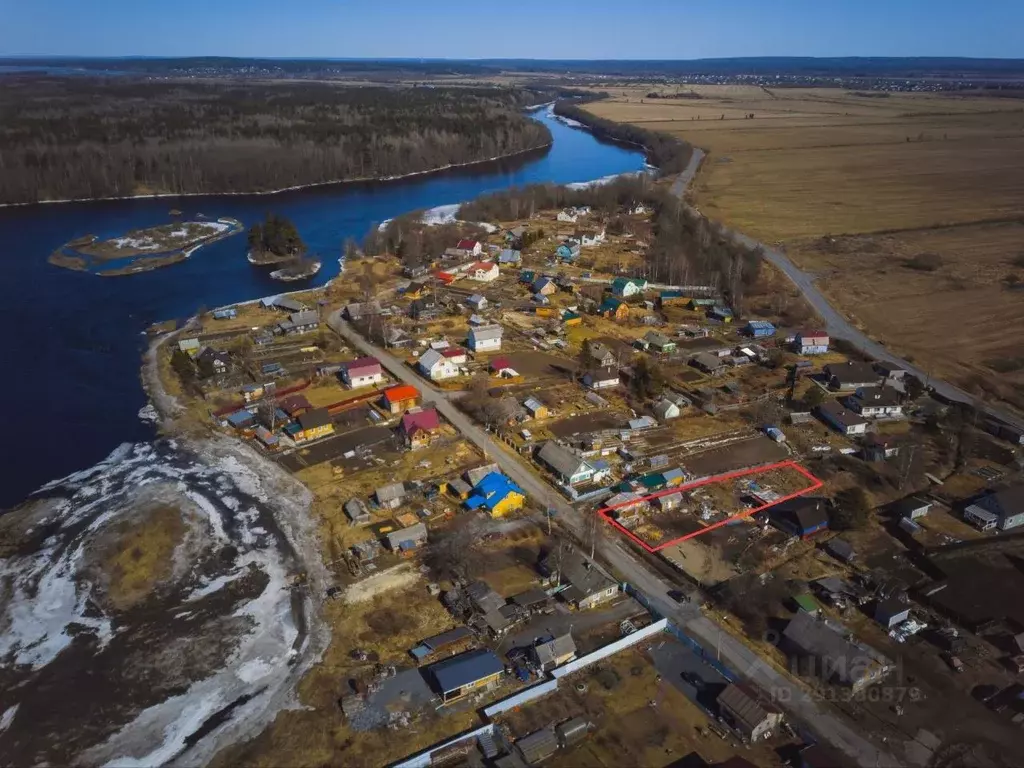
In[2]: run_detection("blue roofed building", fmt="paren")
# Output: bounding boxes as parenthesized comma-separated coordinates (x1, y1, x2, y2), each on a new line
(428, 648, 505, 702)
(226, 409, 256, 429)
(465, 472, 526, 518)
(745, 320, 776, 338)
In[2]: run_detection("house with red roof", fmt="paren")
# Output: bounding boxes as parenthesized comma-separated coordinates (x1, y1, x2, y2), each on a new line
(455, 239, 483, 257)
(468, 261, 499, 282)
(490, 357, 515, 376)
(399, 407, 441, 448)
(382, 384, 420, 414)
(441, 347, 468, 365)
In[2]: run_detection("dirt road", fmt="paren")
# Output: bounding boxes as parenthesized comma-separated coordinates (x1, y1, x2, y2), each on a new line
(327, 313, 901, 767)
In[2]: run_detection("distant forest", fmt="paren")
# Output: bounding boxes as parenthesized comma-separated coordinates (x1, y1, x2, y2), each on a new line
(0, 79, 552, 204)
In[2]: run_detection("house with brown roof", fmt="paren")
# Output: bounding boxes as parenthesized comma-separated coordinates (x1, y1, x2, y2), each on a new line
(399, 407, 441, 449)
(816, 400, 869, 436)
(824, 361, 880, 391)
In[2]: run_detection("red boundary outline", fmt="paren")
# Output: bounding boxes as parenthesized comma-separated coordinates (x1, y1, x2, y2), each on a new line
(597, 460, 823, 552)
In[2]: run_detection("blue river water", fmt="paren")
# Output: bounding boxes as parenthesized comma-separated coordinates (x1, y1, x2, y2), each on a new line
(0, 108, 646, 508)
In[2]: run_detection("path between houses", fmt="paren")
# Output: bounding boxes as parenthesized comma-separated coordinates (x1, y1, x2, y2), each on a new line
(326, 312, 901, 767)
(668, 148, 1024, 432)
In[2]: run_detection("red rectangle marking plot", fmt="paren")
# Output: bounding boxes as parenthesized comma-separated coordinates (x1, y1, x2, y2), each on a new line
(597, 460, 823, 553)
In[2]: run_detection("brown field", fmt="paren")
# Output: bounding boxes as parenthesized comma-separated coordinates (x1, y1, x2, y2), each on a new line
(587, 86, 1024, 413)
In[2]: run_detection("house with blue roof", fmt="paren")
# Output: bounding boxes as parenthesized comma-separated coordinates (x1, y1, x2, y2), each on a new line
(556, 242, 580, 262)
(464, 472, 526, 518)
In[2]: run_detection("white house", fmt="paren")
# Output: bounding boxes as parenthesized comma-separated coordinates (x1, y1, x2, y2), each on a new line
(537, 441, 596, 486)
(846, 386, 903, 418)
(653, 399, 681, 421)
(575, 229, 606, 247)
(455, 239, 483, 257)
(583, 367, 620, 390)
(342, 357, 384, 389)
(468, 324, 503, 353)
(418, 348, 460, 380)
(816, 401, 868, 436)
(796, 330, 830, 355)
(468, 261, 499, 282)
(466, 294, 488, 311)
(440, 347, 468, 365)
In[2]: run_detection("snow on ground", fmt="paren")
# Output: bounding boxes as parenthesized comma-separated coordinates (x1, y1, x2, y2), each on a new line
(0, 705, 18, 734)
(109, 221, 230, 251)
(566, 169, 651, 190)
(4, 436, 326, 766)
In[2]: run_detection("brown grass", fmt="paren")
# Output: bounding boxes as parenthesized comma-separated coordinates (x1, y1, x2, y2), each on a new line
(587, 85, 1024, 414)
(102, 505, 186, 611)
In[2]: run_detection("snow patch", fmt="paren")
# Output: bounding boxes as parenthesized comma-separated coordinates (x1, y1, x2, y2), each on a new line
(137, 404, 158, 423)
(0, 705, 18, 733)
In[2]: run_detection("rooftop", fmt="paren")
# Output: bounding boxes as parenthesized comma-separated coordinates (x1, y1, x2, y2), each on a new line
(429, 649, 503, 694)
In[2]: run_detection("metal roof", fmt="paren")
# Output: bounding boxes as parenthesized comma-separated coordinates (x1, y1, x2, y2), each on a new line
(717, 682, 780, 733)
(469, 324, 504, 342)
(429, 649, 504, 694)
(516, 728, 559, 764)
(535, 633, 576, 666)
(376, 482, 406, 502)
(422, 626, 474, 651)
(386, 522, 427, 549)
(290, 309, 319, 326)
(537, 441, 592, 479)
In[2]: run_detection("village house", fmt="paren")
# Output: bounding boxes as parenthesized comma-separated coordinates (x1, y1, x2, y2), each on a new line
(262, 295, 306, 312)
(505, 225, 527, 245)
(642, 330, 676, 354)
(226, 409, 256, 430)
(418, 348, 460, 380)
(454, 239, 483, 257)
(409, 296, 440, 321)
(468, 261, 499, 282)
(875, 598, 912, 630)
(278, 309, 319, 335)
(744, 320, 776, 339)
(399, 407, 441, 449)
(825, 361, 881, 391)
(605, 492, 647, 527)
(596, 296, 628, 319)
(523, 396, 549, 419)
(816, 400, 869, 435)
(428, 649, 504, 703)
(574, 228, 606, 247)
(555, 241, 580, 261)
(691, 352, 726, 375)
(653, 399, 682, 421)
(533, 276, 558, 295)
(610, 276, 647, 298)
(863, 434, 901, 462)
(386, 522, 428, 553)
(532, 633, 577, 671)
(343, 300, 380, 322)
(583, 367, 620, 390)
(845, 386, 903, 418)
(716, 682, 784, 742)
(655, 491, 683, 511)
(344, 498, 371, 525)
(769, 497, 830, 539)
(196, 347, 232, 378)
(497, 248, 521, 265)
(537, 441, 597, 486)
(177, 337, 201, 357)
(468, 324, 503, 353)
(465, 472, 526, 518)
(795, 330, 830, 355)
(375, 482, 407, 510)
(586, 342, 617, 368)
(278, 393, 313, 418)
(892, 496, 932, 520)
(466, 294, 488, 312)
(556, 206, 590, 223)
(489, 356, 516, 377)
(539, 548, 619, 610)
(382, 384, 419, 414)
(288, 407, 334, 443)
(341, 357, 384, 389)
(964, 485, 1024, 531)
(782, 611, 891, 691)
(441, 346, 468, 365)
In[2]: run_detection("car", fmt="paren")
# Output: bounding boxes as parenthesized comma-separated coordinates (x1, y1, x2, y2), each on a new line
(667, 589, 689, 603)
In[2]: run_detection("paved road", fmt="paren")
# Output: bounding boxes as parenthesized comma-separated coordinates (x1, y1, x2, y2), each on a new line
(669, 150, 1024, 432)
(328, 312, 900, 767)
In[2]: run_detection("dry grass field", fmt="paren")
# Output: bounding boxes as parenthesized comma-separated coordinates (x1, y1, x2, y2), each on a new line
(587, 86, 1024, 413)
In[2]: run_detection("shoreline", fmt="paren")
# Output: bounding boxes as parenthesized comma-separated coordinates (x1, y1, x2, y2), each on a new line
(0, 142, 553, 209)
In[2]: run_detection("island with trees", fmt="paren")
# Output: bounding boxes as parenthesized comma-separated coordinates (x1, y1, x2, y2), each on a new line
(0, 78, 553, 204)
(48, 218, 242, 276)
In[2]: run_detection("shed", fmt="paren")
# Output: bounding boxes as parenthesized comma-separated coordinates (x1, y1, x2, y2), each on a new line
(715, 682, 783, 742)
(510, 588, 550, 611)
(344, 498, 370, 525)
(386, 522, 427, 552)
(428, 649, 504, 703)
(227, 409, 256, 429)
(532, 633, 577, 670)
(515, 728, 559, 765)
(375, 482, 406, 509)
(655, 492, 683, 511)
(770, 497, 830, 539)
(892, 496, 932, 520)
(825, 537, 856, 563)
(875, 598, 911, 629)
(793, 593, 821, 616)
(556, 717, 590, 749)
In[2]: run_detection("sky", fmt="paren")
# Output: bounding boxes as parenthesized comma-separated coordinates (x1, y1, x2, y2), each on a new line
(1, 0, 1022, 60)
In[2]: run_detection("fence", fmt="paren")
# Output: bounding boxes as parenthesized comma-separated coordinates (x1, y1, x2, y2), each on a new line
(392, 724, 496, 768)
(482, 679, 559, 718)
(662, 622, 738, 683)
(552, 619, 669, 678)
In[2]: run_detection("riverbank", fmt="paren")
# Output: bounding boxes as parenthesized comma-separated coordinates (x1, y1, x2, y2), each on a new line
(0, 142, 554, 209)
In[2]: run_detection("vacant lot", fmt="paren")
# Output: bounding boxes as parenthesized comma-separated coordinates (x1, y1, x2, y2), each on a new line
(587, 86, 1024, 414)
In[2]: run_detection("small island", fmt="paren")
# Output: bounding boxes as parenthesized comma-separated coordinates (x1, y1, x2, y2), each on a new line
(48, 218, 242, 276)
(247, 213, 320, 281)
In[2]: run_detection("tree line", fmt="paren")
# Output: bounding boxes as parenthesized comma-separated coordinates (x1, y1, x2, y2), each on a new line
(0, 78, 552, 204)
(553, 97, 694, 175)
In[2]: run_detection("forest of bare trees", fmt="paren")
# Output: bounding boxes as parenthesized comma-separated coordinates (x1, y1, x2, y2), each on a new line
(0, 78, 552, 204)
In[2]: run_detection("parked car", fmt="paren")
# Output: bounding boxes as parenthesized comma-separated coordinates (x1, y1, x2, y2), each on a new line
(668, 589, 690, 603)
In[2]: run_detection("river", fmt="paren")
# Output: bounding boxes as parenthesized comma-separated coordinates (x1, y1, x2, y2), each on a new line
(0, 107, 647, 508)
